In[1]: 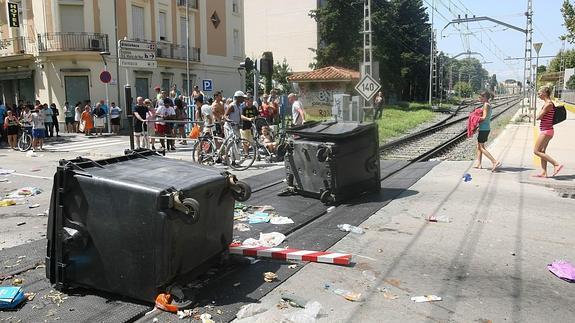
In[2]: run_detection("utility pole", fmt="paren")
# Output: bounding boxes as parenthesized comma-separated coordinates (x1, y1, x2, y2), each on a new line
(560, 36, 566, 95)
(428, 0, 435, 106)
(522, 0, 533, 114)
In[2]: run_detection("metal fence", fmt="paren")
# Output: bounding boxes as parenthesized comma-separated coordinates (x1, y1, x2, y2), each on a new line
(0, 36, 35, 57)
(156, 41, 200, 61)
(37, 32, 109, 52)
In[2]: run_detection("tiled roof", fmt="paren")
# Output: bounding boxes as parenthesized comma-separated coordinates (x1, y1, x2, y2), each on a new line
(288, 66, 360, 82)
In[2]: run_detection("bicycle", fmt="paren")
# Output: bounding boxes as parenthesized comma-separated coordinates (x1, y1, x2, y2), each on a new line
(17, 125, 33, 152)
(191, 122, 257, 171)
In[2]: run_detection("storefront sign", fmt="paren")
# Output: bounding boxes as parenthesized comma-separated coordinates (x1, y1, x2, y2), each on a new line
(8, 2, 19, 28)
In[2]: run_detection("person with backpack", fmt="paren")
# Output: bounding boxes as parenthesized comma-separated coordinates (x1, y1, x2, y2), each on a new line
(533, 86, 563, 178)
(473, 91, 501, 172)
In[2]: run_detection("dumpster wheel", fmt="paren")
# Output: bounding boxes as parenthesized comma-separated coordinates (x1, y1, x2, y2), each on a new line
(231, 180, 251, 202)
(320, 190, 335, 206)
(182, 198, 200, 223)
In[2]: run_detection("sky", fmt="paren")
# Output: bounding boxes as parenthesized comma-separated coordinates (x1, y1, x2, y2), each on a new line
(424, 0, 572, 82)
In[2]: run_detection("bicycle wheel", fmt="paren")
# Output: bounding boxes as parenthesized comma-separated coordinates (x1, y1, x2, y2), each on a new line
(18, 134, 32, 152)
(226, 138, 256, 171)
(191, 137, 215, 165)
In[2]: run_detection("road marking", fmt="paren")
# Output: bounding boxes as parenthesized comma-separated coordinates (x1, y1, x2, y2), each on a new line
(44, 139, 126, 152)
(12, 172, 52, 180)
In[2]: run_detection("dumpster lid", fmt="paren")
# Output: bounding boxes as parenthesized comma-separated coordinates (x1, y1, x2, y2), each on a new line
(286, 121, 376, 139)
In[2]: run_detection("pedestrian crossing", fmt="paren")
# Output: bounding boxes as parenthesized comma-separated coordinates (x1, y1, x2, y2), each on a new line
(43, 137, 128, 153)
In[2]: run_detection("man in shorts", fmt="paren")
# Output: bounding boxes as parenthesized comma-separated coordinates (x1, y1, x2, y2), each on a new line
(240, 95, 259, 153)
(133, 97, 148, 149)
(31, 106, 45, 151)
(211, 91, 225, 136)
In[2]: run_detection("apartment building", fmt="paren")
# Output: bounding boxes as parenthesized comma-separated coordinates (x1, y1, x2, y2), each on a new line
(244, 0, 319, 72)
(0, 0, 244, 115)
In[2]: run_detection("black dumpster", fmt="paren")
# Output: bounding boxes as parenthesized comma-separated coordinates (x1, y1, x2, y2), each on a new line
(46, 150, 251, 303)
(284, 121, 380, 205)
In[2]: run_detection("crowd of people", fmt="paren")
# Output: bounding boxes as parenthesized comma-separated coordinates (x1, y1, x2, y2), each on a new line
(130, 84, 305, 155)
(0, 84, 307, 155)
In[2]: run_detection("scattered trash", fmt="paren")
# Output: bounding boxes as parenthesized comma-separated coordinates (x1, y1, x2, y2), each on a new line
(0, 178, 9, 183)
(235, 303, 268, 320)
(242, 232, 286, 248)
(6, 187, 43, 198)
(547, 260, 575, 283)
(280, 293, 307, 308)
(154, 293, 178, 313)
(462, 173, 472, 182)
(44, 290, 68, 306)
(277, 300, 290, 310)
(0, 199, 16, 207)
(333, 288, 362, 302)
(234, 202, 246, 209)
(248, 212, 270, 224)
(30, 168, 41, 172)
(324, 283, 331, 290)
(233, 282, 241, 287)
(152, 318, 159, 323)
(12, 278, 23, 285)
(28, 203, 40, 209)
(378, 249, 383, 253)
(0, 286, 26, 310)
(200, 313, 215, 323)
(411, 295, 442, 303)
(233, 223, 251, 232)
(270, 216, 295, 225)
(362, 270, 377, 282)
(427, 215, 451, 223)
(177, 309, 197, 319)
(383, 292, 399, 300)
(326, 206, 336, 213)
(25, 292, 36, 301)
(16, 222, 26, 226)
(511, 252, 516, 256)
(26, 151, 39, 158)
(263, 272, 278, 282)
(476, 219, 491, 224)
(337, 224, 364, 234)
(0, 169, 15, 175)
(288, 264, 298, 269)
(284, 301, 322, 323)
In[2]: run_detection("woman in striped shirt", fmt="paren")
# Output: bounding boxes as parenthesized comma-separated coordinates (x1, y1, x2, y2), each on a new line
(533, 86, 563, 178)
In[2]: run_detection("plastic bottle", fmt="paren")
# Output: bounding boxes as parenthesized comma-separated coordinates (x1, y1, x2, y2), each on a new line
(337, 224, 364, 234)
(333, 288, 362, 302)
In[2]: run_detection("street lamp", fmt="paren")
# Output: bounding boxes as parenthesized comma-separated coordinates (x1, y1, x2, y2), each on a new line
(100, 51, 112, 133)
(533, 42, 542, 125)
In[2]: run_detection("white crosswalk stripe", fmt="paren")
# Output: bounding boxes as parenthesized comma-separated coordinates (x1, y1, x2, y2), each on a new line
(44, 138, 126, 152)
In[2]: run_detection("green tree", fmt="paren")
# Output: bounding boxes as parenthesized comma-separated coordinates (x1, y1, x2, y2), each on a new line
(310, 0, 432, 101)
(566, 74, 575, 89)
(454, 81, 473, 97)
(562, 1, 575, 43)
(548, 49, 575, 71)
(309, 0, 363, 69)
(272, 58, 294, 94)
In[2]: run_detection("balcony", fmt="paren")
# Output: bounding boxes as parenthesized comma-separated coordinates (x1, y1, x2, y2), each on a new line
(156, 41, 200, 62)
(0, 37, 35, 57)
(177, 0, 198, 9)
(37, 32, 109, 53)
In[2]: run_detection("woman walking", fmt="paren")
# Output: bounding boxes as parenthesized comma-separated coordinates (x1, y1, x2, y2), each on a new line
(474, 91, 501, 172)
(74, 102, 82, 133)
(533, 86, 563, 178)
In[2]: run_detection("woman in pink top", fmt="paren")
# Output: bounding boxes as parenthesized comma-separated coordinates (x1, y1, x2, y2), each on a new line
(534, 86, 563, 178)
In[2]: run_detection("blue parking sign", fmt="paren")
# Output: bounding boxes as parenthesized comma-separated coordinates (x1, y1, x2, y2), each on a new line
(202, 79, 213, 92)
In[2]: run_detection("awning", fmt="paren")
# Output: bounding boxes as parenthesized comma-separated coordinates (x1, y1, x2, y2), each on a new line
(0, 70, 33, 81)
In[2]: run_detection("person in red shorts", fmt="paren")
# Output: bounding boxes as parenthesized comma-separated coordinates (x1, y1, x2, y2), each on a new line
(533, 86, 563, 178)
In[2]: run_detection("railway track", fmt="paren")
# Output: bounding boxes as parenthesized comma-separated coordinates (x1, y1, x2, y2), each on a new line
(380, 95, 521, 162)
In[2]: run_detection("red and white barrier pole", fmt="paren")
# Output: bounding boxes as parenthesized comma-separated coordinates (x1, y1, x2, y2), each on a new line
(229, 244, 352, 266)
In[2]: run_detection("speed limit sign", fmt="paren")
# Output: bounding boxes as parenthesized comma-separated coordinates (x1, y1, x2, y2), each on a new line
(355, 74, 381, 101)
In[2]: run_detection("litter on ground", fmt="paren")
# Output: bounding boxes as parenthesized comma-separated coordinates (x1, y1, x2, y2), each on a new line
(337, 224, 364, 234)
(242, 232, 286, 248)
(547, 260, 575, 283)
(263, 272, 278, 282)
(411, 295, 442, 303)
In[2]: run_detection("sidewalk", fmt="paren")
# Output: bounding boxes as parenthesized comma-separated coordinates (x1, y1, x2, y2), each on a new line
(234, 109, 575, 321)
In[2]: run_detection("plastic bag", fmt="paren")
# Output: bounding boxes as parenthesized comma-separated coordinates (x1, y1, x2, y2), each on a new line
(235, 303, 268, 320)
(189, 124, 201, 139)
(284, 301, 322, 323)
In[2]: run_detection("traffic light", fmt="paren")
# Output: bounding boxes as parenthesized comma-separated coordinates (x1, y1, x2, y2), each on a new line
(260, 52, 274, 77)
(239, 57, 254, 72)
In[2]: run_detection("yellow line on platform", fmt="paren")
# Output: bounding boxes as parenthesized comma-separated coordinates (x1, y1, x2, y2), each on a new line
(554, 99, 575, 113)
(533, 126, 540, 167)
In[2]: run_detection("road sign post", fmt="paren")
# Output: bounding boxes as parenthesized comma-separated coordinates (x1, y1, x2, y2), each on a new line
(355, 74, 381, 102)
(118, 39, 157, 150)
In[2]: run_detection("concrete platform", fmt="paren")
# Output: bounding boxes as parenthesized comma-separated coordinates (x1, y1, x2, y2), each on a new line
(235, 111, 575, 321)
